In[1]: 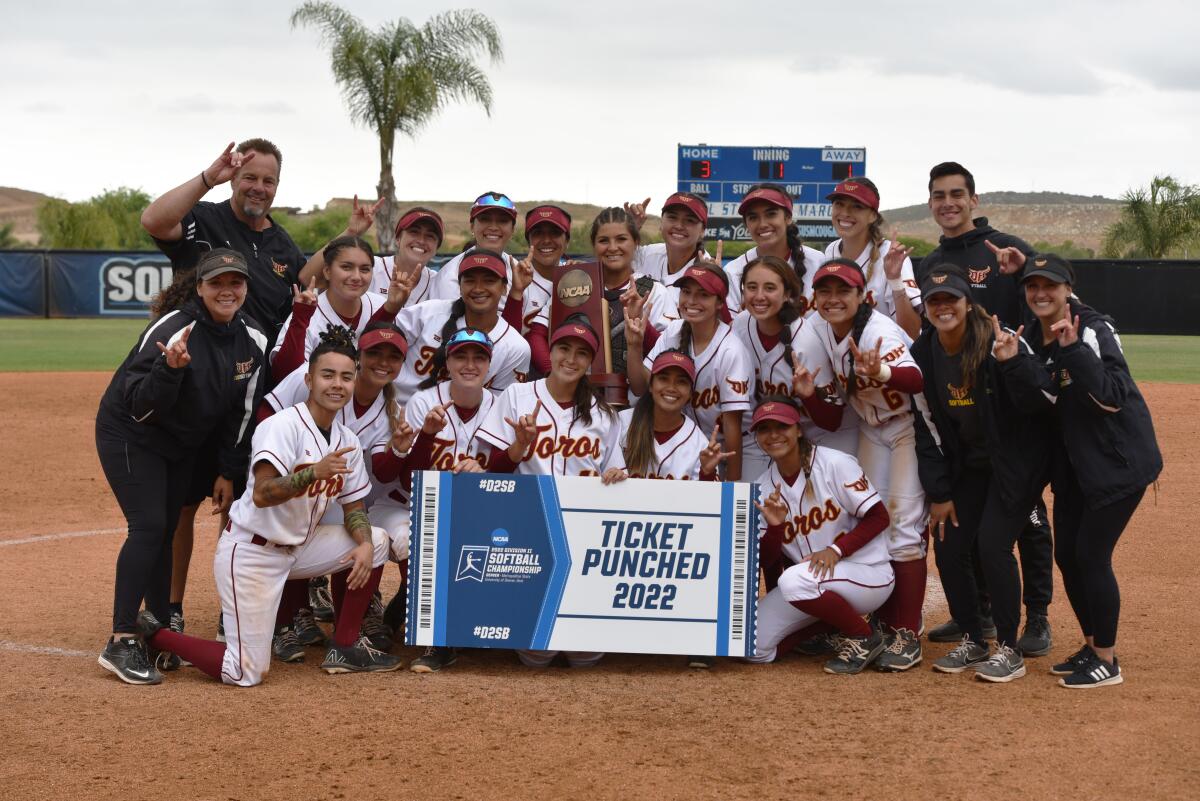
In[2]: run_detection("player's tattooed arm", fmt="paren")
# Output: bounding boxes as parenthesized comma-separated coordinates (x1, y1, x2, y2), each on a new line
(252, 461, 315, 507)
(342, 501, 372, 545)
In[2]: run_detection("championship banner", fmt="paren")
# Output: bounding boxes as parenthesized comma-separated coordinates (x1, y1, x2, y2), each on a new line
(406, 472, 758, 657)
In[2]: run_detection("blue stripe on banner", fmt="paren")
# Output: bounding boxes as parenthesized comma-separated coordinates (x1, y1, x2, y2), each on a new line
(557, 614, 718, 623)
(434, 472, 453, 644)
(533, 475, 571, 650)
(559, 507, 720, 518)
(405, 472, 422, 642)
(716, 482, 733, 657)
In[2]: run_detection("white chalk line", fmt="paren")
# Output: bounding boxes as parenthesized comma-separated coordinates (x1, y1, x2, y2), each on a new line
(0, 527, 124, 547)
(0, 640, 93, 658)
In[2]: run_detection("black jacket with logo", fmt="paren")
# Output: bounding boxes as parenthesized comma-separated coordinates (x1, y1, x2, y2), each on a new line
(1002, 299, 1162, 508)
(918, 217, 1034, 329)
(911, 328, 1053, 507)
(96, 297, 269, 480)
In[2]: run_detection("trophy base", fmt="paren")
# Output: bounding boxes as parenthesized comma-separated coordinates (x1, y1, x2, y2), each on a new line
(591, 373, 629, 408)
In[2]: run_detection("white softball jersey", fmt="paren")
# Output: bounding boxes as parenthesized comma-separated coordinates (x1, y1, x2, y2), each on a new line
(520, 270, 554, 334)
(270, 290, 389, 366)
(615, 407, 709, 480)
(723, 244, 824, 315)
(369, 257, 436, 308)
(475, 379, 625, 476)
(823, 239, 921, 323)
(398, 380, 495, 471)
(392, 298, 531, 403)
(643, 320, 753, 435)
(806, 309, 918, 427)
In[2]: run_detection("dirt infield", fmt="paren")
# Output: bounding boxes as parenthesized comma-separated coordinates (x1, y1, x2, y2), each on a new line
(1, 372, 1197, 801)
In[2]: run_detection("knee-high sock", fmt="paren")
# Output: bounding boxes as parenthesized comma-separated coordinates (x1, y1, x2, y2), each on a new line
(333, 565, 385, 648)
(876, 558, 927, 632)
(149, 629, 226, 680)
(275, 578, 309, 628)
(330, 571, 347, 618)
(791, 592, 872, 637)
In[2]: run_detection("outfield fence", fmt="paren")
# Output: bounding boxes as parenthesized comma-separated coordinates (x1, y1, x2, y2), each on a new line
(0, 250, 1197, 334)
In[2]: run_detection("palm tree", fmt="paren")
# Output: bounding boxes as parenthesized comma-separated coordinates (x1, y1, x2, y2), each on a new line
(1101, 175, 1200, 258)
(291, 3, 502, 252)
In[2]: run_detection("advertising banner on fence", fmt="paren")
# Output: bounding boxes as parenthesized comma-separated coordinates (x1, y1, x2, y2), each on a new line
(0, 251, 46, 316)
(46, 251, 173, 317)
(406, 471, 758, 657)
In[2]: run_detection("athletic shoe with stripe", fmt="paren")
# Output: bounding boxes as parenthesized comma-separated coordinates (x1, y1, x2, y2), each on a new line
(932, 637, 990, 673)
(293, 608, 327, 647)
(1060, 653, 1122, 689)
(360, 592, 394, 651)
(974, 644, 1026, 683)
(272, 626, 305, 663)
(876, 628, 922, 672)
(823, 630, 885, 675)
(321, 637, 404, 674)
(309, 576, 335, 623)
(1050, 644, 1094, 676)
(99, 635, 163, 685)
(167, 611, 190, 667)
(793, 633, 840, 656)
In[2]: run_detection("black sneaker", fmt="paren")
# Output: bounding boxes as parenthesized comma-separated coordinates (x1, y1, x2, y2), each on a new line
(876, 628, 922, 672)
(1050, 644, 1095, 676)
(929, 616, 997, 643)
(321, 637, 404, 674)
(823, 630, 886, 675)
(167, 611, 191, 667)
(216, 613, 226, 642)
(293, 608, 327, 647)
(309, 576, 335, 623)
(383, 588, 407, 636)
(272, 626, 305, 663)
(360, 592, 394, 651)
(99, 635, 162, 685)
(687, 655, 716, 669)
(1059, 652, 1122, 689)
(1017, 614, 1052, 657)
(410, 646, 458, 673)
(793, 633, 840, 656)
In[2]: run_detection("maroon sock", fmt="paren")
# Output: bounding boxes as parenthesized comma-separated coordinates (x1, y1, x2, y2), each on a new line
(330, 571, 347, 618)
(876, 558, 927, 632)
(333, 565, 384, 648)
(791, 592, 872, 637)
(150, 629, 227, 680)
(776, 620, 836, 655)
(275, 578, 309, 628)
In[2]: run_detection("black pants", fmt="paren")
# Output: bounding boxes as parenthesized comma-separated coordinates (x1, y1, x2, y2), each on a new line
(96, 423, 195, 634)
(966, 498, 1054, 617)
(1053, 474, 1144, 650)
(933, 468, 1039, 647)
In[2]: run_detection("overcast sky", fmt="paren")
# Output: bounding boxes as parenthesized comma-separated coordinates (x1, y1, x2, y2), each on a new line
(3, 0, 1198, 212)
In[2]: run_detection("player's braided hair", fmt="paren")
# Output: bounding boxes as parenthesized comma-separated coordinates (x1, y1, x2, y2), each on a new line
(420, 249, 508, 389)
(589, 207, 641, 247)
(743, 183, 807, 285)
(677, 263, 730, 357)
(838, 261, 874, 398)
(309, 325, 358, 371)
(927, 263, 993, 390)
(360, 320, 405, 434)
(556, 314, 613, 427)
(622, 348, 692, 476)
(741, 255, 803, 374)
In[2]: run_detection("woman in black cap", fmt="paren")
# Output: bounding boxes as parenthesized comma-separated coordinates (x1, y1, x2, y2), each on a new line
(95, 248, 269, 685)
(911, 263, 1052, 682)
(1001, 254, 1161, 688)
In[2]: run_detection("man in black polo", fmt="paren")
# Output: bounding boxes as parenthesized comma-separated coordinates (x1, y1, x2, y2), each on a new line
(140, 139, 305, 338)
(919, 161, 1054, 658)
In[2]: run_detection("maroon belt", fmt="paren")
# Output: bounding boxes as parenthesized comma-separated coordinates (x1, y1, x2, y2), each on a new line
(251, 534, 269, 546)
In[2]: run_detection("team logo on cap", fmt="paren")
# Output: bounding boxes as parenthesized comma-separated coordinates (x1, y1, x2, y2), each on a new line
(931, 274, 947, 284)
(762, 403, 776, 413)
(221, 255, 237, 264)
(557, 269, 592, 307)
(572, 325, 586, 335)
(377, 331, 394, 340)
(969, 267, 991, 285)
(842, 182, 859, 191)
(538, 211, 552, 218)
(471, 256, 490, 266)
(825, 264, 842, 272)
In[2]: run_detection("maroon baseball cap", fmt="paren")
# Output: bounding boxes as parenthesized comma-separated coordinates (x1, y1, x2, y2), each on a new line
(737, 186, 792, 216)
(358, 328, 409, 359)
(524, 205, 572, 236)
(662, 192, 708, 224)
(679, 266, 728, 298)
(750, 400, 804, 430)
(650, 350, 697, 383)
(825, 180, 879, 211)
(459, 250, 508, 281)
(812, 259, 865, 289)
(549, 321, 599, 355)
(395, 208, 444, 246)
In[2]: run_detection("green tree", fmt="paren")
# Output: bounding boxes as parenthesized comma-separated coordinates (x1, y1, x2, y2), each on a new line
(1031, 240, 1094, 259)
(37, 188, 155, 249)
(291, 3, 502, 252)
(0, 222, 19, 249)
(273, 206, 353, 253)
(1101, 175, 1200, 258)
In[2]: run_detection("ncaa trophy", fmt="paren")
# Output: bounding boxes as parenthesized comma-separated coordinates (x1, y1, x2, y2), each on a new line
(550, 261, 628, 406)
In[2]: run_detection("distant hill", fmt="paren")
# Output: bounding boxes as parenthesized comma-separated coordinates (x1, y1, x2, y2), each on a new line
(0, 187, 51, 245)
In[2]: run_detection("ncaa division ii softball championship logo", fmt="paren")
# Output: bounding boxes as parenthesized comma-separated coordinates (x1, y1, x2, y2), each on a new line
(454, 528, 544, 584)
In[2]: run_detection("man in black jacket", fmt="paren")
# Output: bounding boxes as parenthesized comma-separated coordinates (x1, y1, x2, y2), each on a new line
(919, 162, 1054, 657)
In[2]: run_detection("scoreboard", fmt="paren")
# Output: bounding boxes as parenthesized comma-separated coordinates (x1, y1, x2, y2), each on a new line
(675, 144, 867, 242)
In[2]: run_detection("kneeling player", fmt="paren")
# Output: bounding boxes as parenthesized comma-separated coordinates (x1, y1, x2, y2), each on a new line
(140, 337, 403, 685)
(745, 397, 895, 674)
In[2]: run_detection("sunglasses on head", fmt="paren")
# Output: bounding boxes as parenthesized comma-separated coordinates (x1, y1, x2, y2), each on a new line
(474, 192, 515, 210)
(447, 327, 494, 351)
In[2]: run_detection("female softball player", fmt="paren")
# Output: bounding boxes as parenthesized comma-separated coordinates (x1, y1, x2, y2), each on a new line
(271, 235, 388, 381)
(628, 264, 752, 480)
(745, 397, 894, 673)
(97, 249, 269, 685)
(369, 207, 443, 306)
(476, 317, 627, 669)
(430, 191, 522, 302)
(136, 332, 404, 685)
(505, 205, 572, 336)
(261, 323, 410, 659)
(1002, 254, 1162, 688)
(632, 192, 707, 296)
(722, 184, 825, 314)
(803, 258, 928, 672)
(822, 179, 923, 339)
(911, 264, 1053, 682)
(384, 250, 530, 403)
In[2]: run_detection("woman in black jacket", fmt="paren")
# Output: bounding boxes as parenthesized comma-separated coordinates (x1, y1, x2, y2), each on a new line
(912, 264, 1052, 683)
(1000, 254, 1161, 689)
(96, 249, 269, 685)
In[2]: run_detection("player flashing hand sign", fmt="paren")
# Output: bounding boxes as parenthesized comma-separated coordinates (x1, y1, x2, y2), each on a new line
(156, 325, 192, 369)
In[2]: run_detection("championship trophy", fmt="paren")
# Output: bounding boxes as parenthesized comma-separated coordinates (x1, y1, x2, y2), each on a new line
(550, 261, 628, 406)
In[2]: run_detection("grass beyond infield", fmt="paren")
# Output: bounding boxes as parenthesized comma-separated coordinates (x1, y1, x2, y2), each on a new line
(0, 318, 1197, 383)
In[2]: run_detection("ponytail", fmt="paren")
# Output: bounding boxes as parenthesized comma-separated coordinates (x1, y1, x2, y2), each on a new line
(622, 393, 657, 476)
(419, 298, 467, 389)
(785, 223, 808, 285)
(845, 302, 874, 398)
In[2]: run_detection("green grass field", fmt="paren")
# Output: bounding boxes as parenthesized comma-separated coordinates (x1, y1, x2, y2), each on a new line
(0, 318, 1197, 383)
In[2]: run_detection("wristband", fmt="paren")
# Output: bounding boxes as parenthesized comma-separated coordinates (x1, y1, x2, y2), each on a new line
(888, 277, 905, 292)
(199, 171, 213, 190)
(876, 363, 892, 383)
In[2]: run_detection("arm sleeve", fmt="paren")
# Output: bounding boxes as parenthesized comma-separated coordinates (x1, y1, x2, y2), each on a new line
(760, 523, 786, 569)
(830, 501, 889, 559)
(502, 293, 524, 330)
(527, 322, 551, 375)
(883, 364, 924, 394)
(122, 317, 193, 422)
(371, 440, 411, 483)
(483, 444, 518, 474)
(270, 303, 315, 381)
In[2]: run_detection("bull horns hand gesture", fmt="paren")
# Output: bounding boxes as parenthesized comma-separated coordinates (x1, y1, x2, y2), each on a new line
(157, 326, 192, 369)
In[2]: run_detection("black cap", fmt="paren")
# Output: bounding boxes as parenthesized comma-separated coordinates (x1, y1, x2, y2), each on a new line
(1021, 253, 1075, 285)
(920, 268, 971, 301)
(196, 248, 250, 281)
